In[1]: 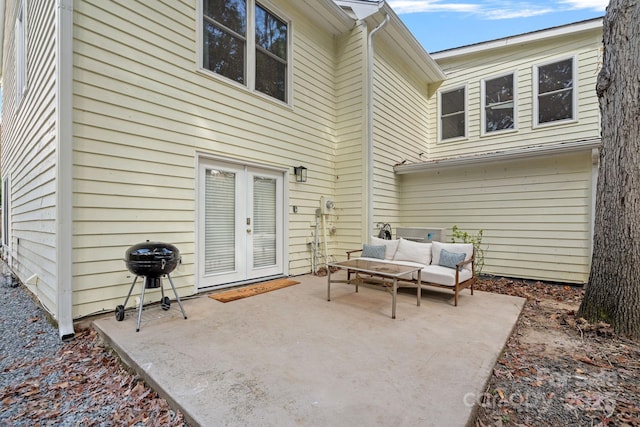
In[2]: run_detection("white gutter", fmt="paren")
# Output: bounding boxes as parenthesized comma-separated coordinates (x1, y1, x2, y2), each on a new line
(394, 139, 601, 174)
(366, 13, 389, 241)
(55, 0, 74, 340)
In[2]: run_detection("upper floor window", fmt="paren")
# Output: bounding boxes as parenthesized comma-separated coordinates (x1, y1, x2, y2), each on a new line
(482, 73, 515, 134)
(201, 0, 289, 103)
(534, 57, 575, 126)
(15, 0, 27, 106)
(439, 86, 466, 141)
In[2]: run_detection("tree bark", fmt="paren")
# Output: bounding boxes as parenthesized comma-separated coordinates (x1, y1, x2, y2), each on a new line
(578, 0, 640, 339)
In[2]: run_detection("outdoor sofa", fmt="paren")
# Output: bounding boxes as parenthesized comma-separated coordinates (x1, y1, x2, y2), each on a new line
(346, 237, 475, 306)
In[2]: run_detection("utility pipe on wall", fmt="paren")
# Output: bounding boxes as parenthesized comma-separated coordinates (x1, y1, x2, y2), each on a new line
(366, 14, 389, 242)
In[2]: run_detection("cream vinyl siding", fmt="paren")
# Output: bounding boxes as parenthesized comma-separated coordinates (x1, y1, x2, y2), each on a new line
(428, 30, 601, 158)
(334, 24, 367, 254)
(372, 41, 430, 231)
(72, 0, 340, 317)
(399, 151, 592, 283)
(0, 2, 58, 315)
(332, 25, 433, 255)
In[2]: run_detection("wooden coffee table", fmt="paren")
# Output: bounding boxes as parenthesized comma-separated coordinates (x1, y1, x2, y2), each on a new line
(327, 259, 422, 319)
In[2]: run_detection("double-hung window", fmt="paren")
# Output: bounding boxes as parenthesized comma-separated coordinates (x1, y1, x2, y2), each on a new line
(482, 73, 515, 134)
(535, 57, 576, 126)
(201, 0, 289, 103)
(439, 86, 466, 141)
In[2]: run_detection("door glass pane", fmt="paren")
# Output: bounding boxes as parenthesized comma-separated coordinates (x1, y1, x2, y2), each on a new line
(205, 170, 236, 275)
(252, 176, 276, 268)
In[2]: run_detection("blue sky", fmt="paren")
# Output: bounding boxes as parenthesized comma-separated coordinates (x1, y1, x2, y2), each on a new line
(388, 0, 608, 53)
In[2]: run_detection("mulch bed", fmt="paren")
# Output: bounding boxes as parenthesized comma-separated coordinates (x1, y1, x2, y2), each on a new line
(1, 328, 187, 426)
(474, 277, 640, 426)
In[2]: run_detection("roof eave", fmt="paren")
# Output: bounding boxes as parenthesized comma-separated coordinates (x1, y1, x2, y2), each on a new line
(394, 139, 601, 174)
(431, 17, 603, 60)
(374, 3, 446, 83)
(298, 0, 354, 35)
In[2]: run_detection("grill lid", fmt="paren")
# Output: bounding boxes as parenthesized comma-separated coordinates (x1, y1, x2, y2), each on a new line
(124, 240, 180, 277)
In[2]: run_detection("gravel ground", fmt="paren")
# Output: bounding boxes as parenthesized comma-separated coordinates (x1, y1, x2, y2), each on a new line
(0, 263, 187, 426)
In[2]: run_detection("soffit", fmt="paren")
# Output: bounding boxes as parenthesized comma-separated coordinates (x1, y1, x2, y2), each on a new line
(372, 4, 446, 84)
(295, 0, 354, 35)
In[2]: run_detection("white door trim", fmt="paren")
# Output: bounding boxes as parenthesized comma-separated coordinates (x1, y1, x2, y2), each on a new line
(195, 154, 289, 290)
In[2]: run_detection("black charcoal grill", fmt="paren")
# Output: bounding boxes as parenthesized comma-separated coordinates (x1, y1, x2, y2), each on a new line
(116, 241, 187, 331)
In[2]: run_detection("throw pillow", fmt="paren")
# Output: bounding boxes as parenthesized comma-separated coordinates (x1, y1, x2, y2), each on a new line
(432, 241, 473, 272)
(438, 249, 465, 270)
(361, 244, 386, 259)
(370, 236, 400, 260)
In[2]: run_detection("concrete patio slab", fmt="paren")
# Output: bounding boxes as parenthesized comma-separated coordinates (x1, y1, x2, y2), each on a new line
(94, 272, 525, 427)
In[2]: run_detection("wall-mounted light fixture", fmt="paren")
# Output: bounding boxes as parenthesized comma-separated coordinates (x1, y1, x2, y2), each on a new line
(293, 166, 307, 182)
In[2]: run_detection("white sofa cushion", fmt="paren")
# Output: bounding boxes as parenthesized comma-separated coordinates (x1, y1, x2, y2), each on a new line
(393, 238, 432, 265)
(370, 236, 400, 260)
(421, 265, 473, 287)
(390, 259, 429, 280)
(431, 241, 473, 273)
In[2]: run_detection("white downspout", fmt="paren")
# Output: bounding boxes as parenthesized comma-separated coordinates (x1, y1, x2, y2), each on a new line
(56, 0, 75, 340)
(366, 14, 389, 242)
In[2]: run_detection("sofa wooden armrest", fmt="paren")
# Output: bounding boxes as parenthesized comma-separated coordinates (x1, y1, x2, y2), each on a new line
(345, 249, 363, 281)
(346, 249, 362, 260)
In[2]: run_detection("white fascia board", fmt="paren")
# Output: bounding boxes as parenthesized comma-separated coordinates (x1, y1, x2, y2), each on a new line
(432, 18, 603, 60)
(394, 139, 601, 174)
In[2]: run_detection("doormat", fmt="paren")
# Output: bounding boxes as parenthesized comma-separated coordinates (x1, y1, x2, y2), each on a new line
(209, 279, 300, 303)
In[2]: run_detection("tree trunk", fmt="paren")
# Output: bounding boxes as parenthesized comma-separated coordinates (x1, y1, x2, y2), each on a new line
(578, 0, 640, 339)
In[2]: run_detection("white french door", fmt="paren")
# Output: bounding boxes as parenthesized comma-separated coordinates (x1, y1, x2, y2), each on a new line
(198, 159, 284, 289)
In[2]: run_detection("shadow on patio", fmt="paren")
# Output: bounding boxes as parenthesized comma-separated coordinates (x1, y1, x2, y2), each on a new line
(94, 271, 524, 427)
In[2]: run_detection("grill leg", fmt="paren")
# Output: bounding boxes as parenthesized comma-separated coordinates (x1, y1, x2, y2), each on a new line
(122, 276, 139, 308)
(136, 281, 148, 332)
(166, 274, 187, 320)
